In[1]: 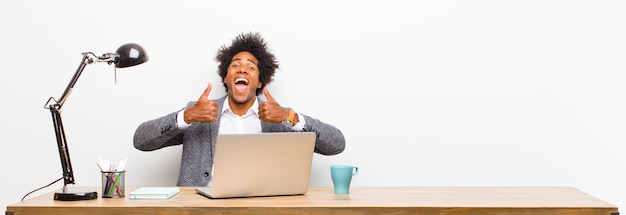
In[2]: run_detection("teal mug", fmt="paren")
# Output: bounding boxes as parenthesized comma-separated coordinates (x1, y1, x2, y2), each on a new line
(330, 165, 359, 194)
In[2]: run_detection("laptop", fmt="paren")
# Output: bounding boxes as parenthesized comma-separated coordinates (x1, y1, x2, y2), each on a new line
(195, 132, 316, 199)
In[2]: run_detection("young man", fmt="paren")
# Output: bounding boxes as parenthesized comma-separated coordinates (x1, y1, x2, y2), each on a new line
(133, 32, 345, 186)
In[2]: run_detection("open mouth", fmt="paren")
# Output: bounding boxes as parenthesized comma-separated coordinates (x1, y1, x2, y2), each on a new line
(234, 77, 249, 92)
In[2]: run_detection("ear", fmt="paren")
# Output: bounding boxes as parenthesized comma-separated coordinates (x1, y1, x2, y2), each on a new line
(257, 82, 263, 89)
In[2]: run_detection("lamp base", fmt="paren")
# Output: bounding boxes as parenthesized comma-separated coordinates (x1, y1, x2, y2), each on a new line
(54, 190, 98, 201)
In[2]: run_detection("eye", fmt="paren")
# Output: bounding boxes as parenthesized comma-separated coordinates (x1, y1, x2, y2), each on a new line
(231, 63, 239, 69)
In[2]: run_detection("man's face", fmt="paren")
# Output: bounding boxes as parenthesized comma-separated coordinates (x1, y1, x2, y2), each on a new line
(224, 51, 262, 105)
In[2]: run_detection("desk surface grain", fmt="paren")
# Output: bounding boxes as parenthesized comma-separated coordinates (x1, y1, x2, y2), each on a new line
(6, 186, 619, 215)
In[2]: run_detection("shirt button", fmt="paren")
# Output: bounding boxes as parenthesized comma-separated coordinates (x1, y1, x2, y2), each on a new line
(204, 172, 209, 177)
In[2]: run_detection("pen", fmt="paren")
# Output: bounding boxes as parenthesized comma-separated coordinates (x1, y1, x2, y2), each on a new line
(109, 174, 118, 196)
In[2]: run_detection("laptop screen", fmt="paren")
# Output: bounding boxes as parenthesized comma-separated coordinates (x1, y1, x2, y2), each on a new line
(199, 132, 316, 198)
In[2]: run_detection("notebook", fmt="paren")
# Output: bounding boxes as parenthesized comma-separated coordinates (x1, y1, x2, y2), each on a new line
(195, 132, 316, 199)
(130, 187, 180, 200)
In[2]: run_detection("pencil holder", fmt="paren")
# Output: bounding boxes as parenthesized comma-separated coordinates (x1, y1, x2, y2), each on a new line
(101, 171, 125, 198)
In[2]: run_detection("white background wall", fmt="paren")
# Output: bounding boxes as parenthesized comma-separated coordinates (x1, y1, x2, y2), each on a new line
(2, 0, 625, 211)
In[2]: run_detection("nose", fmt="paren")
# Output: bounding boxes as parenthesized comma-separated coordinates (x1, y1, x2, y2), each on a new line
(237, 67, 248, 74)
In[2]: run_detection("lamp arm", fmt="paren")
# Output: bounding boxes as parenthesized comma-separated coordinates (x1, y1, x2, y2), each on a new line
(44, 53, 95, 188)
(48, 105, 74, 187)
(53, 53, 93, 108)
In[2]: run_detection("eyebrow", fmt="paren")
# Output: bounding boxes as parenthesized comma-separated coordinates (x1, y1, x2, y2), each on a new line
(232, 58, 258, 65)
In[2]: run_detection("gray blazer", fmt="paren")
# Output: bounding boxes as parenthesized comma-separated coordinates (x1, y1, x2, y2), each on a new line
(133, 96, 346, 186)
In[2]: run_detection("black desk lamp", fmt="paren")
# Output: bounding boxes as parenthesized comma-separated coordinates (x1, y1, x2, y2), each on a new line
(43, 43, 148, 201)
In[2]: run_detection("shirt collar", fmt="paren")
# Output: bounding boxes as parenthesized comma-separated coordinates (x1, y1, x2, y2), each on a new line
(221, 96, 260, 117)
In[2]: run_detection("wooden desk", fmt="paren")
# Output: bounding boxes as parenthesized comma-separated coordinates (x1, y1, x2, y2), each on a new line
(6, 186, 618, 215)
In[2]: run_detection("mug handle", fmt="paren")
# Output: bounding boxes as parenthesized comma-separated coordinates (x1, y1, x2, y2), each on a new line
(353, 167, 359, 175)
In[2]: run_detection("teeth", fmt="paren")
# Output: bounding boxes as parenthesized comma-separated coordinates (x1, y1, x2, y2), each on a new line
(235, 78, 248, 84)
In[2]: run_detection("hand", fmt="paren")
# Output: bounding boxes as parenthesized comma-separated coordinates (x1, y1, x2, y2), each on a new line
(258, 88, 290, 123)
(183, 83, 219, 124)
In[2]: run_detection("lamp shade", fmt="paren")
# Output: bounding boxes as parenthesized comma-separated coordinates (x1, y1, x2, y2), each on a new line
(115, 43, 149, 68)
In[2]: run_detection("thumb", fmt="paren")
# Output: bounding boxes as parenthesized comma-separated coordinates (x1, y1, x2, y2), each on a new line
(200, 83, 212, 100)
(263, 87, 275, 102)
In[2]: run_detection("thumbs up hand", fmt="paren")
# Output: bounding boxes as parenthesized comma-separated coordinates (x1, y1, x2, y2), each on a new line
(258, 87, 290, 123)
(183, 83, 219, 124)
